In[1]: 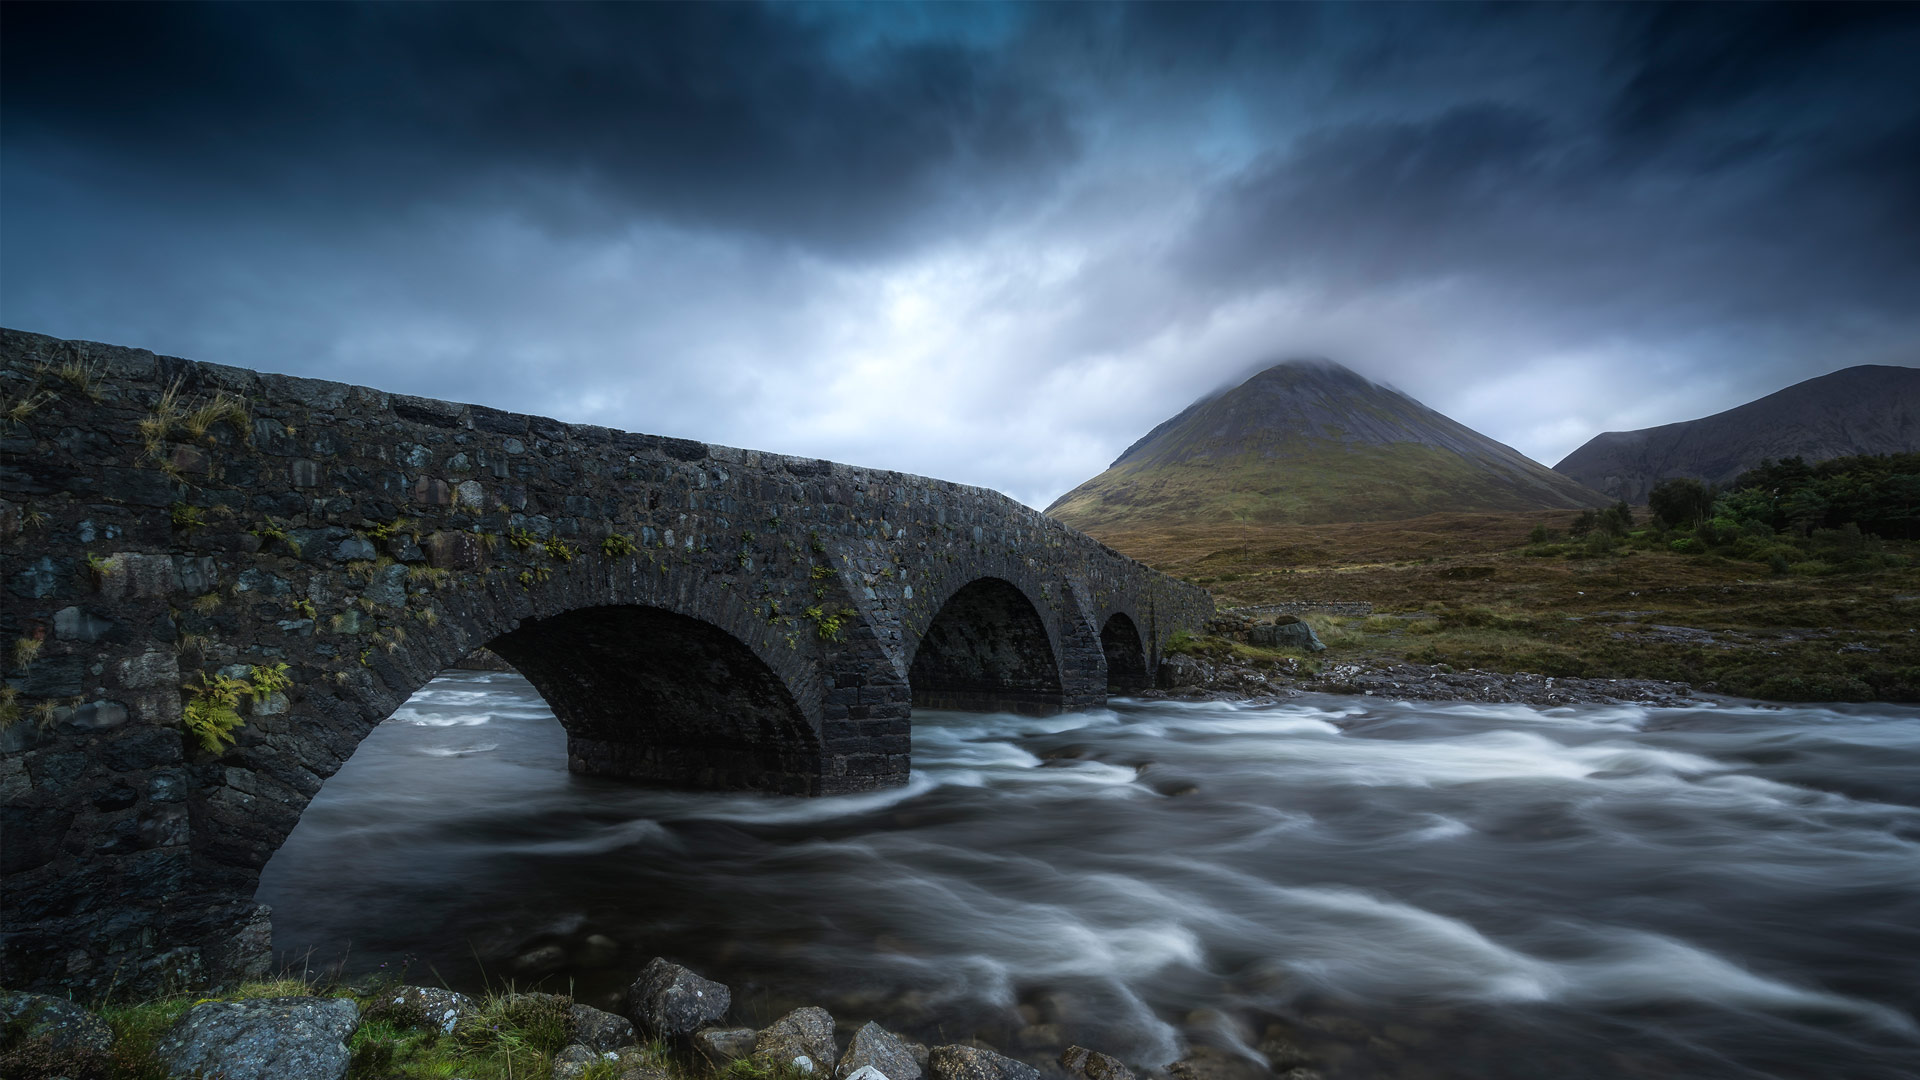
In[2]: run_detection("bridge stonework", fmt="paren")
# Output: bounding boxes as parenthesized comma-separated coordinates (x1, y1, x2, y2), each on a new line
(0, 329, 1211, 995)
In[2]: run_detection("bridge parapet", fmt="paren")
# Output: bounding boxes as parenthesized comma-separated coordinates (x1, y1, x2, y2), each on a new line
(0, 328, 1211, 995)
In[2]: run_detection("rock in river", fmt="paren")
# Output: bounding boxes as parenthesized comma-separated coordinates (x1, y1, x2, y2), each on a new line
(570, 1001, 637, 1052)
(929, 1043, 1041, 1080)
(626, 956, 731, 1037)
(752, 1005, 838, 1074)
(839, 1020, 923, 1080)
(1060, 1044, 1135, 1080)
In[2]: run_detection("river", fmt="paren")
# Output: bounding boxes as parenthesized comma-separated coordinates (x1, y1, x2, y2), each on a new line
(257, 671, 1920, 1078)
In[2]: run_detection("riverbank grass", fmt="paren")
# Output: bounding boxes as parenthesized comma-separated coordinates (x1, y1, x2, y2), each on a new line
(1114, 508, 1920, 701)
(3, 976, 690, 1080)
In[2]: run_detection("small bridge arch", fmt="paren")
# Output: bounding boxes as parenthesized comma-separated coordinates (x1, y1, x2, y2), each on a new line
(1099, 611, 1150, 693)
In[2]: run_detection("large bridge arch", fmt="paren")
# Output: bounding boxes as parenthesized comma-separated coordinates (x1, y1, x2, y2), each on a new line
(490, 605, 818, 792)
(907, 576, 1065, 714)
(156, 553, 901, 991)
(0, 327, 1208, 997)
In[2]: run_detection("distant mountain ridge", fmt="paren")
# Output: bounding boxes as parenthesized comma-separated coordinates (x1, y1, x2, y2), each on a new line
(1553, 365, 1920, 503)
(1047, 359, 1609, 532)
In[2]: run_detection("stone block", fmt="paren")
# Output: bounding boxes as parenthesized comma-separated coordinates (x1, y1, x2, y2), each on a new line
(412, 476, 452, 506)
(65, 700, 130, 731)
(24, 654, 86, 697)
(116, 650, 178, 690)
(425, 530, 482, 570)
(237, 568, 291, 596)
(10, 555, 66, 598)
(55, 606, 116, 642)
(172, 555, 218, 594)
(98, 728, 183, 772)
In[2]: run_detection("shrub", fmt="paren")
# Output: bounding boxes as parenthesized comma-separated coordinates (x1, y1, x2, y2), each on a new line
(1669, 537, 1705, 554)
(1648, 477, 1713, 529)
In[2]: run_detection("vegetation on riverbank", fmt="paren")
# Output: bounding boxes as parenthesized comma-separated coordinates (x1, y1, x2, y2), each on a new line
(1106, 491, 1920, 703)
(0, 974, 699, 1080)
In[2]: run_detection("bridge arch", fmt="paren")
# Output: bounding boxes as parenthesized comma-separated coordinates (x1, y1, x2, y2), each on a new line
(169, 553, 903, 991)
(1099, 611, 1149, 693)
(488, 604, 819, 793)
(907, 575, 1065, 714)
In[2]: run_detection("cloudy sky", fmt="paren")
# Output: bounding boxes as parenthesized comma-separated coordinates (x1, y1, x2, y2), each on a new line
(5, 3, 1917, 509)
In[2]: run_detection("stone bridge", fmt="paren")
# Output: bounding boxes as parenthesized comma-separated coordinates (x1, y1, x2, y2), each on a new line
(0, 328, 1212, 995)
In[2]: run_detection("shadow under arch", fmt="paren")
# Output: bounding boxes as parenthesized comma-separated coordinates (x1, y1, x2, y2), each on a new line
(488, 604, 819, 794)
(908, 576, 1065, 715)
(1100, 612, 1149, 693)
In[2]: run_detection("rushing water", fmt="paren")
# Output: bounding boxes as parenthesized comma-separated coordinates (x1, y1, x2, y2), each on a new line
(258, 671, 1920, 1078)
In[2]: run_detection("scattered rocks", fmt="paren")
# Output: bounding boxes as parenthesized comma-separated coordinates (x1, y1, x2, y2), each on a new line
(627, 957, 731, 1037)
(374, 985, 477, 1034)
(155, 996, 360, 1080)
(570, 1001, 637, 1053)
(1060, 1044, 1135, 1080)
(694, 1026, 760, 1066)
(752, 1005, 839, 1074)
(928, 1043, 1042, 1080)
(512, 943, 568, 974)
(1147, 652, 1695, 708)
(0, 991, 113, 1052)
(1247, 618, 1325, 653)
(838, 1019, 923, 1080)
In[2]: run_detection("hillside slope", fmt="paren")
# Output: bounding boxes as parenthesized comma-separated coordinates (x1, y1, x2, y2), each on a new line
(1554, 365, 1920, 503)
(1047, 360, 1608, 531)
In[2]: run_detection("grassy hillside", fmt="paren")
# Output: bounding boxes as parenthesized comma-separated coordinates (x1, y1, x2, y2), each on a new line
(1101, 509, 1920, 702)
(1049, 441, 1593, 531)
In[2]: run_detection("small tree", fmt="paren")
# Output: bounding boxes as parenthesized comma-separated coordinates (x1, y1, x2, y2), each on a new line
(1648, 477, 1713, 529)
(1598, 500, 1634, 537)
(1569, 509, 1599, 538)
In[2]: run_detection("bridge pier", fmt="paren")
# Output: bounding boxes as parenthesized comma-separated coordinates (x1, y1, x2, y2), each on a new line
(0, 327, 1209, 995)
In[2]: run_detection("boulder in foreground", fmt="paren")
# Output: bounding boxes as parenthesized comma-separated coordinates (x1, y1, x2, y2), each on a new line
(627, 957, 731, 1037)
(155, 996, 359, 1080)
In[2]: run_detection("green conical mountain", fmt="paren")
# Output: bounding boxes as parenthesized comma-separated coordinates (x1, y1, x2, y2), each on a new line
(1047, 359, 1609, 530)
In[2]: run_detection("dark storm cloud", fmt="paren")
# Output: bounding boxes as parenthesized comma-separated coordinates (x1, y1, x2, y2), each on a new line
(3, 2, 1074, 253)
(1177, 3, 1920, 352)
(1606, 4, 1914, 153)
